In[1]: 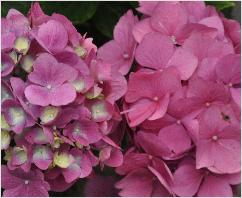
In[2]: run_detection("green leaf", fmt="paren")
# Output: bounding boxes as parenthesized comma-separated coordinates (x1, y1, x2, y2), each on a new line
(39, 2, 99, 25)
(206, 1, 235, 11)
(1, 1, 32, 17)
(92, 2, 131, 38)
(1, 1, 99, 25)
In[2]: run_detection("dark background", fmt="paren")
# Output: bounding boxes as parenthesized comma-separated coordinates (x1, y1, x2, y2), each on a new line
(1, 1, 241, 48)
(1, 1, 241, 197)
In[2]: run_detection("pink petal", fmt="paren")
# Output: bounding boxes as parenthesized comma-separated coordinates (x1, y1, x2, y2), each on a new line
(199, 16, 224, 39)
(24, 85, 50, 106)
(148, 94, 170, 120)
(33, 20, 68, 53)
(113, 10, 137, 52)
(198, 175, 233, 197)
(135, 32, 174, 69)
(172, 159, 203, 196)
(50, 83, 76, 106)
(126, 99, 157, 127)
(32, 145, 53, 170)
(167, 48, 198, 80)
(136, 131, 170, 158)
(115, 168, 153, 197)
(136, 1, 159, 16)
(102, 147, 123, 167)
(132, 18, 154, 43)
(150, 2, 188, 36)
(215, 54, 241, 85)
(158, 124, 192, 158)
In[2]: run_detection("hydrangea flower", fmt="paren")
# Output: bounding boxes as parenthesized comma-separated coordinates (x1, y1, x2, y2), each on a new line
(1, 165, 50, 197)
(98, 10, 138, 75)
(1, 2, 126, 196)
(24, 53, 78, 106)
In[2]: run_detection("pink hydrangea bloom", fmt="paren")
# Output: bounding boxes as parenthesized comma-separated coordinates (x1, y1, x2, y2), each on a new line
(1, 165, 50, 197)
(98, 10, 138, 75)
(24, 53, 78, 106)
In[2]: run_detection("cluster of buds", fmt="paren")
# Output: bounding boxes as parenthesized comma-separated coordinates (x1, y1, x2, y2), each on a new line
(1, 2, 126, 196)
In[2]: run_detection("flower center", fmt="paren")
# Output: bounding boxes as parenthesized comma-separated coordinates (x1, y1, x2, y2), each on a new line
(46, 85, 52, 90)
(24, 180, 29, 185)
(171, 35, 177, 45)
(212, 135, 218, 141)
(153, 96, 159, 101)
(123, 53, 129, 59)
(205, 102, 210, 107)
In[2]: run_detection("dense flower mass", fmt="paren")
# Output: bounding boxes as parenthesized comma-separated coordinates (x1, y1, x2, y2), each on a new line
(1, 2, 126, 196)
(99, 1, 241, 197)
(1, 1, 241, 197)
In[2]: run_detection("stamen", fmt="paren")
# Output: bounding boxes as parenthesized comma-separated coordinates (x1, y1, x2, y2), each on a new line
(205, 102, 210, 107)
(212, 135, 218, 141)
(24, 180, 29, 185)
(123, 53, 129, 59)
(46, 85, 52, 90)
(153, 96, 159, 101)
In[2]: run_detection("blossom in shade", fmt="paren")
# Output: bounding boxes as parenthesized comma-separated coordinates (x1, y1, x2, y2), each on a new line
(1, 165, 50, 197)
(124, 68, 181, 126)
(196, 106, 240, 174)
(24, 53, 78, 106)
(98, 10, 138, 75)
(172, 158, 241, 197)
(135, 32, 198, 80)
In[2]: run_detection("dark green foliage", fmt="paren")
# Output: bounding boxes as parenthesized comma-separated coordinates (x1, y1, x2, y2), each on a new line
(1, 1, 238, 47)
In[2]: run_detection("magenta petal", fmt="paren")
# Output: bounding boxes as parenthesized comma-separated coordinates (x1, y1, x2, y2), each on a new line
(136, 131, 170, 158)
(151, 2, 188, 36)
(33, 20, 68, 53)
(50, 83, 76, 106)
(25, 85, 50, 106)
(136, 1, 159, 16)
(172, 159, 203, 196)
(167, 48, 198, 80)
(198, 175, 233, 197)
(25, 127, 49, 144)
(148, 94, 170, 120)
(135, 32, 174, 69)
(32, 145, 53, 170)
(132, 18, 154, 43)
(127, 99, 157, 127)
(101, 147, 123, 167)
(215, 54, 241, 85)
(116, 168, 153, 197)
(63, 149, 92, 182)
(29, 53, 78, 87)
(199, 16, 224, 39)
(2, 52, 15, 77)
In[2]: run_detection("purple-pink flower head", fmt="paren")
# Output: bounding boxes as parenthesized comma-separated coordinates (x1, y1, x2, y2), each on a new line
(24, 53, 78, 106)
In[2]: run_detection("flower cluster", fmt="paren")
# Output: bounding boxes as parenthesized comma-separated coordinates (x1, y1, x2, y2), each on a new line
(1, 1, 241, 197)
(98, 1, 240, 197)
(1, 2, 126, 196)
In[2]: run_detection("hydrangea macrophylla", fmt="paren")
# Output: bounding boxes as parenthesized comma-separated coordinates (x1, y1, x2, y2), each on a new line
(113, 1, 241, 197)
(1, 2, 127, 196)
(1, 165, 50, 197)
(124, 67, 181, 127)
(98, 10, 138, 75)
(115, 149, 173, 196)
(172, 158, 241, 197)
(24, 53, 78, 106)
(135, 32, 198, 80)
(196, 106, 240, 174)
(1, 1, 241, 197)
